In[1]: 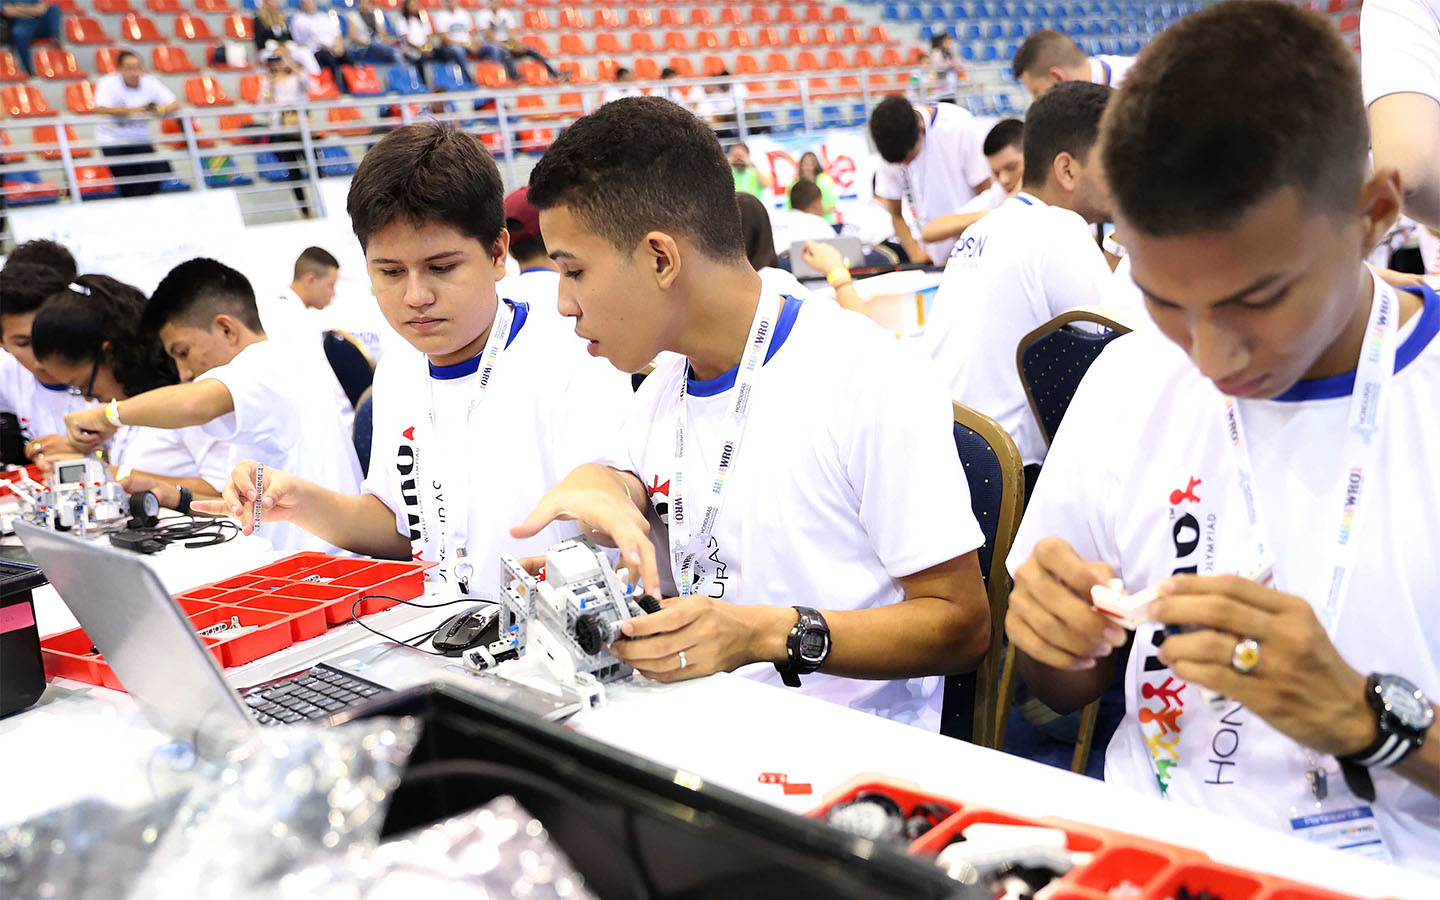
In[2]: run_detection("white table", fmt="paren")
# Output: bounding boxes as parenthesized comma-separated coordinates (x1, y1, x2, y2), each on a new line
(4, 542, 1435, 900)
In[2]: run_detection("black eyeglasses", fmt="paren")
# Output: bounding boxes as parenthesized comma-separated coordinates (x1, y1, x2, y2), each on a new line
(82, 359, 101, 401)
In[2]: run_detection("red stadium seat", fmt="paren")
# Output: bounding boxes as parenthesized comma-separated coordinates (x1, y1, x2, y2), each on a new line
(152, 45, 200, 73)
(94, 0, 134, 13)
(327, 106, 371, 138)
(121, 14, 165, 43)
(1339, 12, 1359, 32)
(630, 33, 656, 53)
(75, 164, 119, 198)
(814, 27, 837, 46)
(702, 55, 727, 76)
(747, 8, 771, 25)
(473, 62, 507, 87)
(224, 14, 253, 42)
(0, 130, 26, 164)
(514, 95, 555, 152)
(841, 26, 864, 44)
(633, 57, 659, 80)
(64, 16, 112, 45)
(595, 57, 620, 80)
(2, 85, 54, 117)
(823, 50, 847, 70)
(773, 79, 801, 102)
(880, 48, 905, 68)
(663, 31, 690, 51)
(867, 26, 894, 46)
(146, 0, 184, 12)
(733, 54, 759, 75)
(591, 9, 618, 29)
(626, 9, 651, 28)
(594, 33, 623, 54)
(756, 28, 780, 48)
(804, 6, 826, 24)
(95, 47, 123, 74)
(765, 52, 791, 73)
(160, 117, 216, 149)
(558, 34, 587, 55)
(523, 10, 550, 30)
(557, 60, 593, 83)
(785, 27, 810, 46)
(34, 49, 87, 80)
(668, 56, 696, 78)
(726, 28, 751, 49)
(517, 59, 552, 85)
(174, 14, 217, 42)
(0, 51, 25, 82)
(852, 48, 878, 68)
(830, 6, 854, 23)
(238, 73, 263, 103)
(658, 9, 682, 27)
(308, 69, 341, 99)
(195, 0, 234, 11)
(776, 7, 799, 25)
(689, 10, 713, 27)
(520, 34, 552, 55)
(342, 64, 384, 95)
(34, 125, 92, 160)
(807, 77, 837, 99)
(557, 9, 582, 29)
(795, 50, 821, 71)
(695, 30, 721, 51)
(719, 8, 743, 26)
(185, 74, 234, 106)
(64, 81, 97, 113)
(837, 75, 863, 94)
(218, 113, 258, 143)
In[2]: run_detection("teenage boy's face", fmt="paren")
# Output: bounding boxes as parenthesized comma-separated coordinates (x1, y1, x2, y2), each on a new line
(987, 145, 1024, 195)
(158, 320, 240, 382)
(0, 311, 62, 384)
(542, 205, 672, 374)
(1121, 181, 1390, 399)
(364, 220, 508, 366)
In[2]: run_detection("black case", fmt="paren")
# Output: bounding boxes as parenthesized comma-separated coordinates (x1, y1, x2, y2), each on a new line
(349, 684, 978, 900)
(1, 553, 49, 718)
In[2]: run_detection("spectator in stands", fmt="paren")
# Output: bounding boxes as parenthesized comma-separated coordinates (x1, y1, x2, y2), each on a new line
(870, 95, 994, 264)
(729, 142, 771, 202)
(771, 180, 838, 256)
(344, 0, 406, 67)
(498, 186, 560, 318)
(659, 67, 692, 106)
(922, 84, 1114, 469)
(786, 151, 839, 226)
(0, 241, 81, 466)
(1012, 28, 1133, 99)
(601, 67, 643, 105)
(400, 0, 470, 82)
(476, 0, 558, 81)
(1, 0, 60, 76)
(919, 118, 1025, 248)
(290, 0, 350, 92)
(93, 51, 180, 199)
(522, 96, 991, 725)
(929, 32, 962, 101)
(1363, 0, 1440, 229)
(258, 46, 313, 217)
(432, 0, 478, 59)
(30, 275, 229, 509)
(61, 259, 362, 552)
(696, 69, 749, 138)
(254, 0, 320, 75)
(1009, 1, 1440, 870)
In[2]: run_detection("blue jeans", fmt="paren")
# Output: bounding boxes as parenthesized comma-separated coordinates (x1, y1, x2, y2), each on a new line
(352, 42, 403, 65)
(6, 5, 62, 76)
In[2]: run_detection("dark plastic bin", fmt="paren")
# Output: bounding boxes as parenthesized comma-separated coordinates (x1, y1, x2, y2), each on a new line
(1, 555, 48, 717)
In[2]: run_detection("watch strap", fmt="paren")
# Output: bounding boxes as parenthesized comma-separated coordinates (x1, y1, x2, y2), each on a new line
(775, 606, 828, 688)
(176, 485, 193, 516)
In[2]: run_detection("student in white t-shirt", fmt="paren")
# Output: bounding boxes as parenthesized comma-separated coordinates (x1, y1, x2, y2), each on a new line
(519, 97, 991, 729)
(919, 118, 1025, 250)
(870, 97, 995, 265)
(1011, 28, 1134, 99)
(197, 124, 630, 596)
(923, 83, 1115, 467)
(257, 245, 356, 431)
(93, 51, 179, 198)
(1006, 2, 1439, 872)
(768, 180, 837, 258)
(30, 276, 230, 510)
(0, 241, 84, 464)
(495, 185, 561, 319)
(1363, 0, 1440, 228)
(61, 260, 361, 552)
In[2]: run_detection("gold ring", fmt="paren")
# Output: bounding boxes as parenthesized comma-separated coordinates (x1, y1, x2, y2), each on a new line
(1231, 638, 1261, 674)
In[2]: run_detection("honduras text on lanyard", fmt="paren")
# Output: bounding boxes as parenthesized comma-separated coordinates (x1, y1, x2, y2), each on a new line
(1222, 276, 1398, 635)
(669, 291, 782, 597)
(415, 299, 516, 592)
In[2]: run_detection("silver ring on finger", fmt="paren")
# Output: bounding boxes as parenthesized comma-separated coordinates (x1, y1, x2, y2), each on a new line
(1231, 637, 1261, 674)
(678, 649, 688, 670)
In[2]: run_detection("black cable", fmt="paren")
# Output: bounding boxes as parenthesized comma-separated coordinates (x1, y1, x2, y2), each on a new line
(346, 593, 475, 655)
(398, 759, 653, 900)
(119, 514, 242, 550)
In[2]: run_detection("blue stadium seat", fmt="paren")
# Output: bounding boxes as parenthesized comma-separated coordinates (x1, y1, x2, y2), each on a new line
(904, 4, 924, 20)
(317, 145, 356, 178)
(993, 3, 1012, 16)
(927, 4, 947, 20)
(430, 62, 469, 92)
(986, 23, 1004, 38)
(973, 2, 991, 16)
(1034, 2, 1052, 16)
(950, 3, 969, 18)
(883, 3, 900, 20)
(961, 44, 977, 60)
(980, 43, 999, 61)
(963, 23, 982, 39)
(387, 65, 426, 95)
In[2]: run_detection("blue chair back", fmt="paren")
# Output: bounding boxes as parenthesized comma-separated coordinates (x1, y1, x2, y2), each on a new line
(323, 330, 375, 407)
(353, 388, 373, 477)
(1017, 310, 1132, 447)
(388, 65, 427, 95)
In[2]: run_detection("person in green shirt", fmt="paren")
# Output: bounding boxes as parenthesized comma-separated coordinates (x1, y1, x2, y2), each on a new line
(785, 151, 840, 226)
(729, 142, 772, 200)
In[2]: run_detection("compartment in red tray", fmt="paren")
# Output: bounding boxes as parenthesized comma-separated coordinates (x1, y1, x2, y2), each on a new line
(272, 581, 363, 624)
(187, 606, 293, 667)
(215, 588, 262, 605)
(803, 778, 964, 851)
(248, 552, 336, 580)
(1148, 863, 1264, 900)
(331, 561, 425, 599)
(1070, 845, 1173, 894)
(178, 586, 226, 600)
(294, 558, 375, 582)
(910, 808, 1107, 857)
(40, 627, 108, 685)
(1256, 887, 1366, 900)
(176, 597, 218, 616)
(212, 575, 261, 590)
(246, 578, 297, 593)
(354, 575, 419, 615)
(236, 595, 327, 641)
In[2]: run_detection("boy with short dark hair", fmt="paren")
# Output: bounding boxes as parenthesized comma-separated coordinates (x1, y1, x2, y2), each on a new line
(516, 97, 990, 728)
(1006, 1, 1439, 869)
(0, 241, 84, 464)
(199, 123, 630, 596)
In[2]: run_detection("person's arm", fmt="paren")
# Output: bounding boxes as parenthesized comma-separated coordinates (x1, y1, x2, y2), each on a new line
(1369, 95, 1440, 230)
(800, 241, 866, 314)
(920, 210, 990, 243)
(194, 459, 413, 559)
(64, 381, 235, 451)
(117, 469, 221, 510)
(878, 196, 931, 264)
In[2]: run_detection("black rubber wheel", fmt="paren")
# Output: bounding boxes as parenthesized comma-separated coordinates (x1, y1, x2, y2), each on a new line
(129, 490, 160, 528)
(574, 613, 604, 656)
(636, 594, 662, 615)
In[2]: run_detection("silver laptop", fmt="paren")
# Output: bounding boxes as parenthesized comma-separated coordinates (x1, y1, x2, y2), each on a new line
(15, 522, 578, 747)
(788, 235, 864, 278)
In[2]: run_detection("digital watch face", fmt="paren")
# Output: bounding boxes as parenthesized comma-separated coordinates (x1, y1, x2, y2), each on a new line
(799, 629, 829, 663)
(1380, 677, 1435, 729)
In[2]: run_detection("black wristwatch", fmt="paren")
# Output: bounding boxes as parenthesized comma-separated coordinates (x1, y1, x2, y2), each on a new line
(1338, 673, 1434, 802)
(775, 606, 830, 688)
(175, 485, 193, 516)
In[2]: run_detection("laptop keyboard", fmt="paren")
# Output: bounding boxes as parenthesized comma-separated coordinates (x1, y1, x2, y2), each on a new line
(241, 666, 388, 725)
